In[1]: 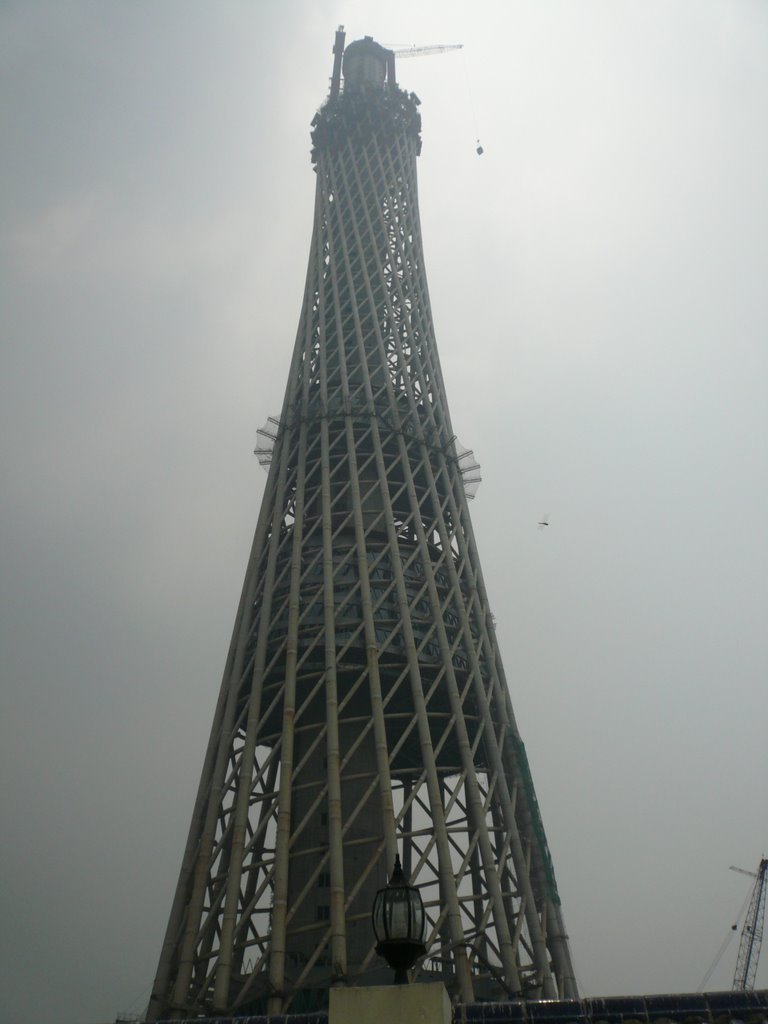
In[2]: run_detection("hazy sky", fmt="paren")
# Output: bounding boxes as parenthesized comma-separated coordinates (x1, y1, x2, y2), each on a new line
(1, 3, 767, 1022)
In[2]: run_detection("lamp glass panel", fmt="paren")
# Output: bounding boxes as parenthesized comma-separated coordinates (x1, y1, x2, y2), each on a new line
(387, 888, 410, 939)
(372, 892, 384, 940)
(412, 894, 425, 941)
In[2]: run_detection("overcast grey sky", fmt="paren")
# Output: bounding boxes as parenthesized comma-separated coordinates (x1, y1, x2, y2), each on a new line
(1, 3, 767, 1022)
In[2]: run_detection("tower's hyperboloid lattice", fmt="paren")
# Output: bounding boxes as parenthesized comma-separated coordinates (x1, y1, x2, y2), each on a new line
(147, 31, 576, 1020)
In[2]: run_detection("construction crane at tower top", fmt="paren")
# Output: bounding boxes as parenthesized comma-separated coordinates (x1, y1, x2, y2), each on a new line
(390, 43, 463, 58)
(146, 29, 576, 1019)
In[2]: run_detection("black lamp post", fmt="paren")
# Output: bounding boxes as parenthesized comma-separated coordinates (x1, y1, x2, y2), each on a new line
(372, 854, 426, 984)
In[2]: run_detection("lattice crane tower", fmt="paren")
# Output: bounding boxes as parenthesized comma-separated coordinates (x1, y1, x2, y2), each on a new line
(147, 29, 577, 1019)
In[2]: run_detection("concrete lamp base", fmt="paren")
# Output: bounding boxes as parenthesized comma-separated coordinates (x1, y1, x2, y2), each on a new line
(329, 982, 451, 1024)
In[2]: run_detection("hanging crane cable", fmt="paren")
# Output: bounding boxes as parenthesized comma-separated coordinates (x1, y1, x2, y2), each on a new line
(459, 45, 483, 154)
(698, 890, 750, 992)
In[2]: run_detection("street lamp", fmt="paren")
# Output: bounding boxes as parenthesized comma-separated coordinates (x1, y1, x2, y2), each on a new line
(372, 854, 426, 984)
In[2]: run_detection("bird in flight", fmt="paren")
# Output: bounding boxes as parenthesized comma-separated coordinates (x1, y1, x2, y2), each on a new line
(538, 515, 549, 530)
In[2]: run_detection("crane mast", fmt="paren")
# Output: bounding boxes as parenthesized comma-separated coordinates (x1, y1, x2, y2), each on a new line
(732, 857, 767, 990)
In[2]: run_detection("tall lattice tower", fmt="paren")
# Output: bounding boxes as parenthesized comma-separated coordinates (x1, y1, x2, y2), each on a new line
(147, 30, 576, 1020)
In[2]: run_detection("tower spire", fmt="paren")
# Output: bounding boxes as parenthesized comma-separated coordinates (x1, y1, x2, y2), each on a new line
(146, 32, 576, 1019)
